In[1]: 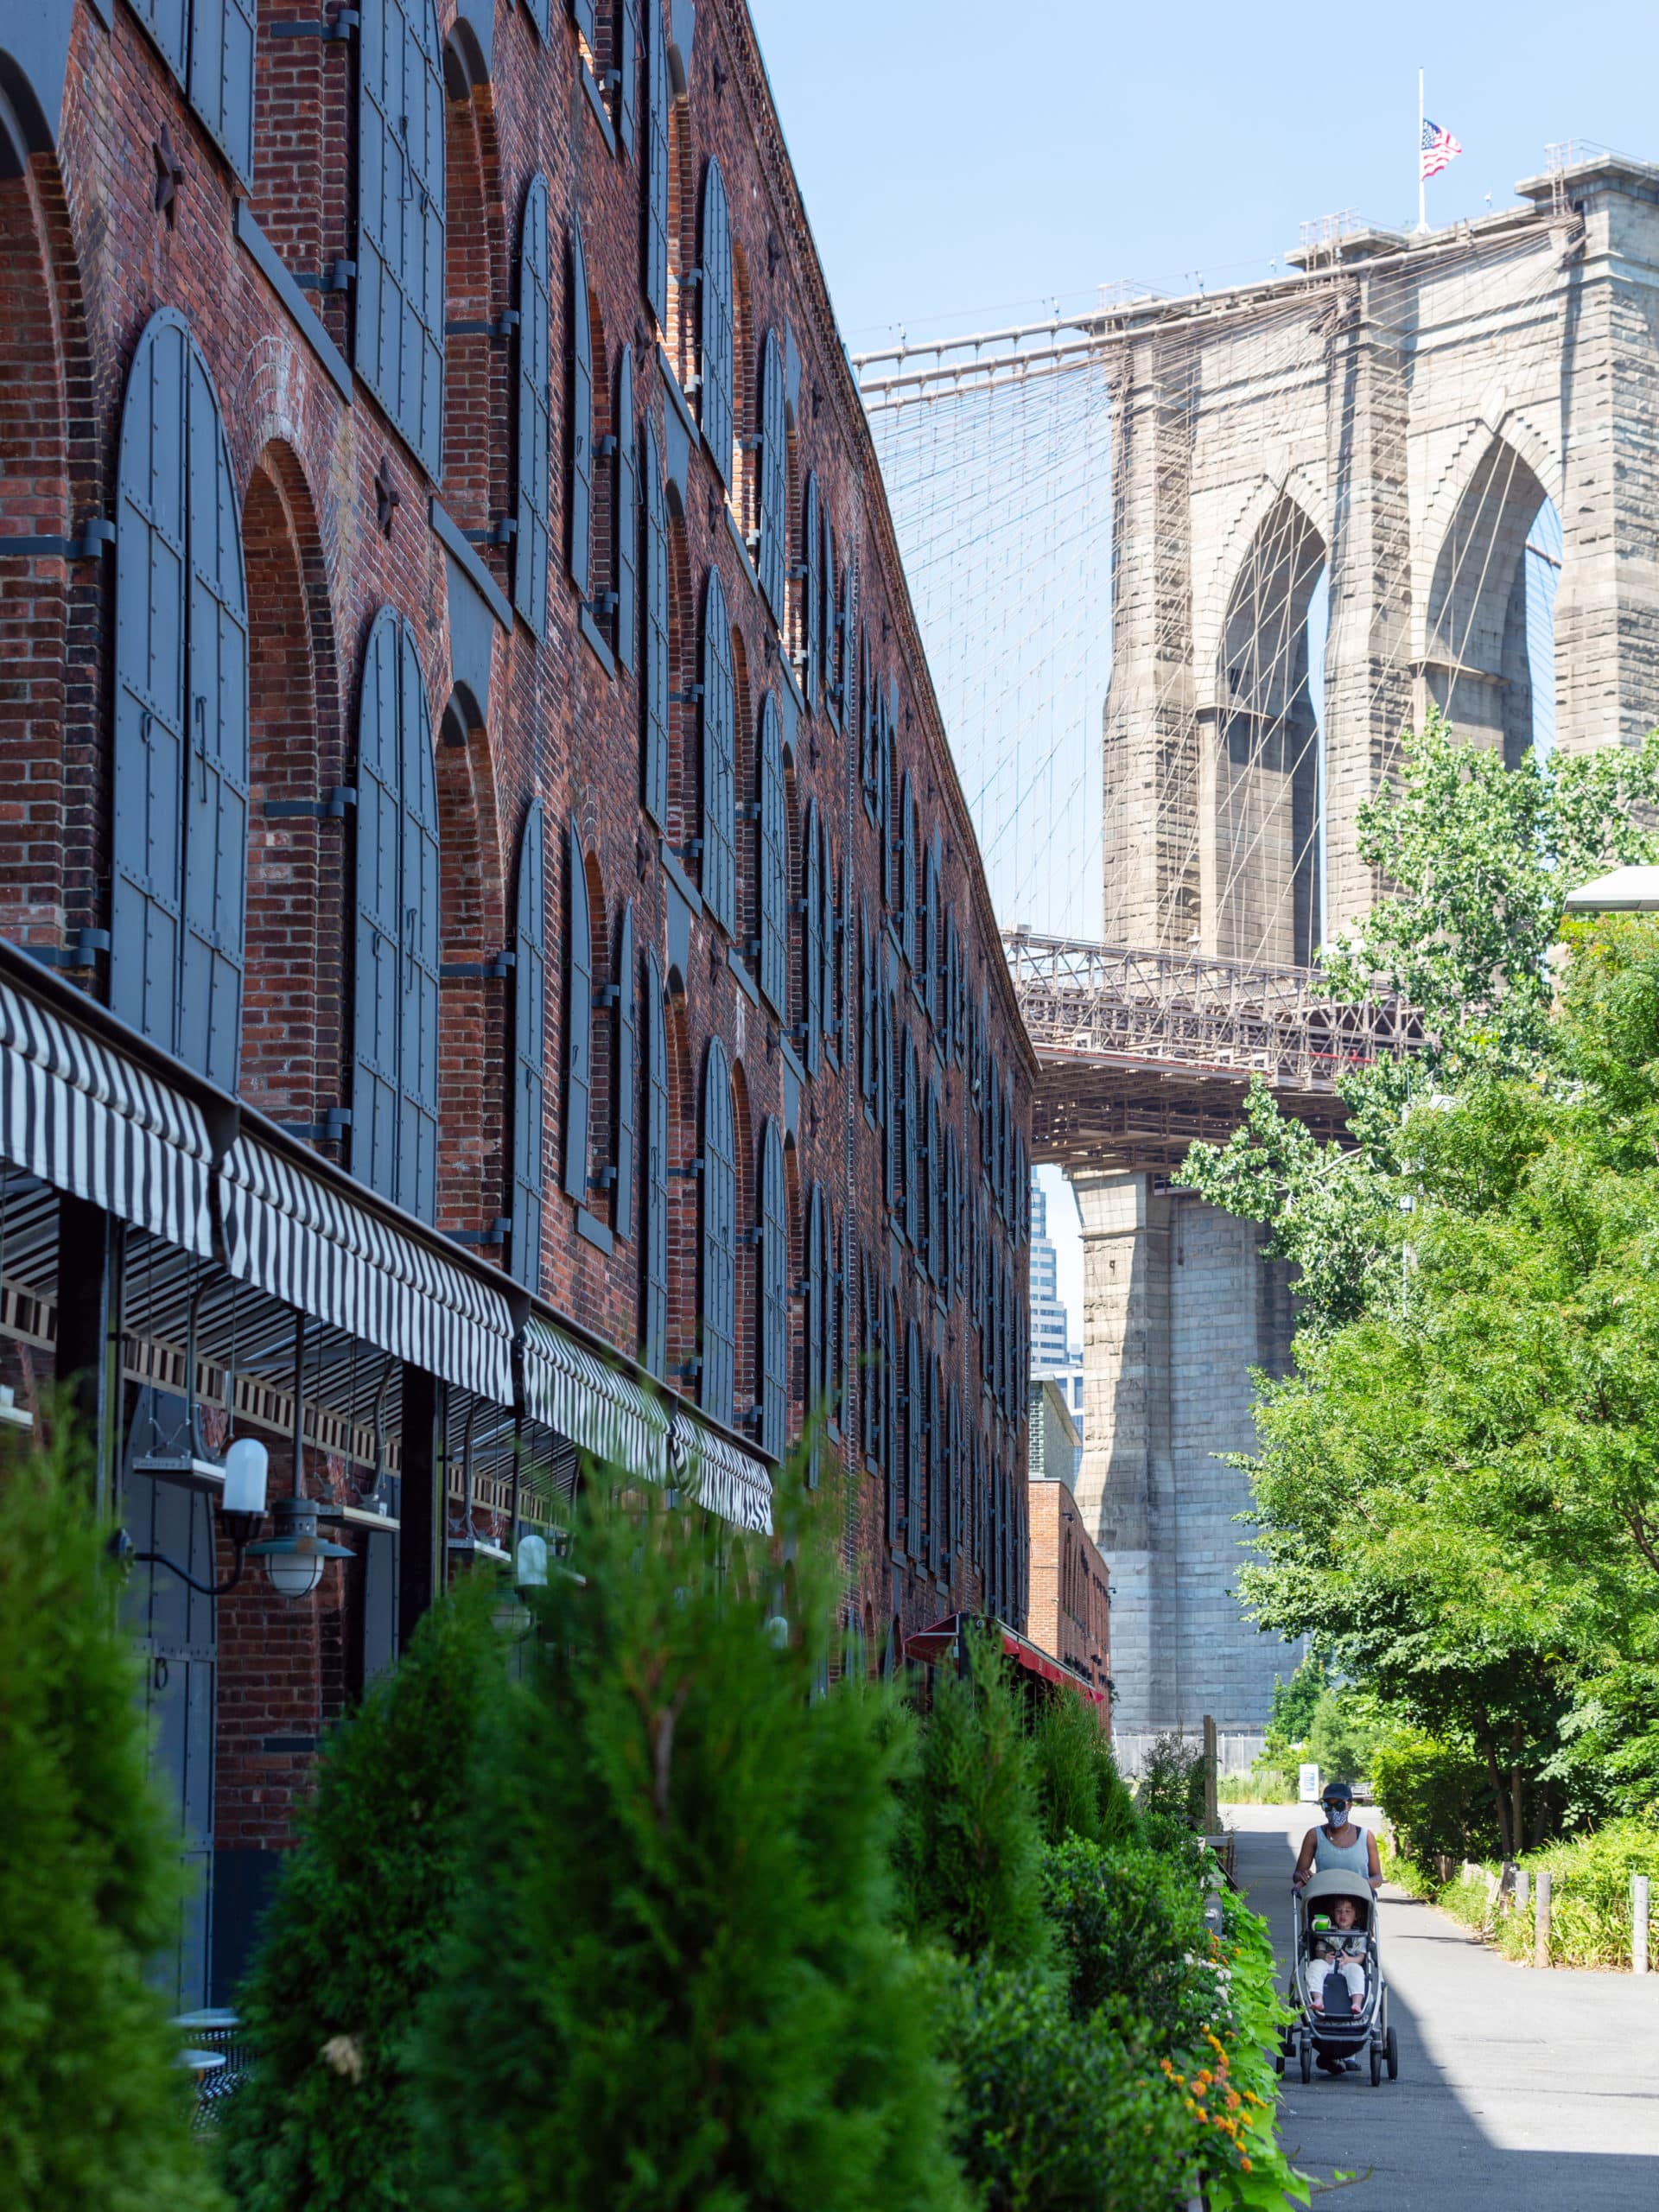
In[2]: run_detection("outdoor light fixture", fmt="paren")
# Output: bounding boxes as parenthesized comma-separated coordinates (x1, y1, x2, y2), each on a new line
(246, 1494, 354, 1602)
(115, 1435, 351, 1604)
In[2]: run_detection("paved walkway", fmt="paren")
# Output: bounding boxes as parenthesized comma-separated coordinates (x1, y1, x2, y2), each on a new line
(1227, 1804, 1659, 2209)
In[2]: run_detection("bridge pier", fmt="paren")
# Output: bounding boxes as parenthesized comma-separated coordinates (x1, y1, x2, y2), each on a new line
(1073, 1167, 1298, 1751)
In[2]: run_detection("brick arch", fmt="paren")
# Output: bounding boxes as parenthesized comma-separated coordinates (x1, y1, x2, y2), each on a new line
(239, 442, 348, 1132)
(435, 701, 507, 1245)
(441, 35, 509, 566)
(0, 118, 91, 953)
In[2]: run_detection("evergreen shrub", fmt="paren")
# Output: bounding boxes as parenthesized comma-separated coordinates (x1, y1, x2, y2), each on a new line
(412, 1472, 966, 2212)
(219, 1571, 503, 2212)
(1041, 1835, 1217, 2054)
(0, 1427, 224, 2212)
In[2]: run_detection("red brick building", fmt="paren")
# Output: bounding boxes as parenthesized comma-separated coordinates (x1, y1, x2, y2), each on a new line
(1027, 1461, 1111, 1705)
(0, 0, 1032, 2004)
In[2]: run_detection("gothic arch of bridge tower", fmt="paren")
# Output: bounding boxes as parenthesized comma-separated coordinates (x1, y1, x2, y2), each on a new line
(858, 149, 1659, 1755)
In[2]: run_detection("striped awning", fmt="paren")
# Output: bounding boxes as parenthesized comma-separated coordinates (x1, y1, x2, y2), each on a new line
(0, 977, 213, 1254)
(219, 1135, 515, 1406)
(521, 1317, 670, 1484)
(667, 1412, 773, 1535)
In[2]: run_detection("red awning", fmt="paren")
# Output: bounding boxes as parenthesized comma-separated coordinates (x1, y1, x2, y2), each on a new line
(904, 1611, 1109, 1710)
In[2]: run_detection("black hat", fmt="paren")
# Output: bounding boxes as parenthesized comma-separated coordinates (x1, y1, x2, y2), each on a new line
(1321, 1779, 1354, 1804)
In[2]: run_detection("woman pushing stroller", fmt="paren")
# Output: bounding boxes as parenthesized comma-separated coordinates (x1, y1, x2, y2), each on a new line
(1293, 1778, 1382, 1894)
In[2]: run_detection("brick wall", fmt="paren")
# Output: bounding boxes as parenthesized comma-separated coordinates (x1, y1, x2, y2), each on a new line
(9, 0, 1033, 1673)
(1027, 1475, 1111, 1699)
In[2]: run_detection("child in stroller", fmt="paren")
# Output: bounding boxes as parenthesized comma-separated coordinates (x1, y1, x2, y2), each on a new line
(1279, 1869, 1400, 2087)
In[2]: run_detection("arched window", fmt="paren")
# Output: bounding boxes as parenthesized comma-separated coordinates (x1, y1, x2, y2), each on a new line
(513, 175, 552, 635)
(131, 0, 255, 184)
(641, 950, 670, 1375)
(568, 215, 593, 596)
(756, 328, 787, 620)
(508, 800, 547, 1288)
(641, 419, 670, 825)
(563, 817, 591, 1202)
(357, 0, 445, 476)
(111, 311, 248, 1090)
(352, 609, 440, 1217)
(797, 472, 820, 706)
(699, 159, 733, 488)
(758, 1116, 786, 1456)
(800, 795, 822, 1075)
(756, 693, 787, 1016)
(644, 0, 670, 327)
(701, 568, 736, 931)
(701, 1038, 736, 1423)
(612, 900, 637, 1241)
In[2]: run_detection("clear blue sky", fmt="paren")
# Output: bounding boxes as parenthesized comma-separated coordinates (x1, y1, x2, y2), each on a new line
(747, 0, 1659, 349)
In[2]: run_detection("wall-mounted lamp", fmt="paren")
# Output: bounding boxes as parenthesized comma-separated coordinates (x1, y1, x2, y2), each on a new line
(114, 1438, 350, 1603)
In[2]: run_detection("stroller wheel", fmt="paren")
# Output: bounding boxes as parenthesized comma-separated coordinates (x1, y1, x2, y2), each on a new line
(1274, 2051, 1285, 2075)
(1386, 2024, 1399, 2081)
(1370, 2038, 1382, 2087)
(1299, 2036, 1313, 2084)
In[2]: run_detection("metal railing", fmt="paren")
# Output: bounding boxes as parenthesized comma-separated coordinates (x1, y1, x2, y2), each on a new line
(1002, 929, 1420, 1091)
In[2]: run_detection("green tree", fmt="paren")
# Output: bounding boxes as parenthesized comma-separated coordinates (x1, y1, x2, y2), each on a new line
(414, 1473, 966, 2212)
(0, 1427, 224, 2212)
(1030, 1689, 1131, 1850)
(219, 1572, 502, 2212)
(897, 1630, 1053, 1972)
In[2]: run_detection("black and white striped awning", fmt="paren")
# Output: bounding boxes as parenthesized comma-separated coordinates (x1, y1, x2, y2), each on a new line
(667, 1412, 773, 1535)
(521, 1317, 670, 1485)
(219, 1135, 515, 1407)
(0, 977, 213, 1254)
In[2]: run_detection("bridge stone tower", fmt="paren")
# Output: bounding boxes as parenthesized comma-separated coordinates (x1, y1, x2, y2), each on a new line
(1077, 153, 1659, 1752)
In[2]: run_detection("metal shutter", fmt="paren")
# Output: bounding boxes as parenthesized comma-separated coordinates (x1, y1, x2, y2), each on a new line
(839, 556, 856, 734)
(356, 0, 445, 478)
(644, 0, 669, 331)
(886, 1291, 903, 1545)
(801, 796, 822, 1076)
(804, 1185, 824, 1482)
(756, 328, 786, 621)
(1014, 1132, 1027, 1249)
(614, 345, 638, 668)
(860, 629, 876, 816)
(351, 609, 439, 1218)
(859, 908, 875, 1106)
(569, 217, 593, 594)
(523, 0, 550, 37)
(643, 950, 670, 1376)
(131, 0, 188, 83)
(861, 1254, 877, 1468)
(563, 818, 591, 1203)
(188, 0, 257, 186)
(757, 695, 787, 1018)
(899, 777, 917, 969)
(818, 818, 836, 1058)
(112, 311, 249, 1089)
(926, 1353, 942, 1573)
(701, 1038, 735, 1424)
(821, 515, 839, 728)
(617, 0, 639, 156)
(832, 1208, 847, 1428)
(642, 422, 670, 826)
(759, 1116, 786, 1458)
(509, 800, 548, 1289)
(513, 175, 552, 637)
(701, 568, 735, 932)
(905, 1319, 923, 1560)
(836, 850, 853, 1052)
(925, 838, 942, 1026)
(699, 159, 733, 486)
(883, 988, 899, 1214)
(904, 1039, 920, 1248)
(1001, 1074, 1014, 1225)
(926, 1083, 942, 1282)
(613, 899, 636, 1241)
(571, 0, 595, 45)
(800, 472, 819, 707)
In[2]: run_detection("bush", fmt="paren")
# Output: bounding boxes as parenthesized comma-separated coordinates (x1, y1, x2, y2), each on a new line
(897, 1628, 1052, 1972)
(1030, 1691, 1135, 1852)
(1041, 1835, 1218, 2056)
(1370, 1726, 1501, 1865)
(412, 1473, 967, 2212)
(1217, 1772, 1297, 1805)
(219, 1572, 503, 2211)
(1135, 1732, 1208, 1832)
(943, 1961, 1194, 2212)
(0, 1428, 223, 2212)
(1496, 1819, 1659, 1969)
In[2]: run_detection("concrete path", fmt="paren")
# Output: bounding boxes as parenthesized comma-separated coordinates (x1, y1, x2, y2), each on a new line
(1226, 1804, 1659, 2209)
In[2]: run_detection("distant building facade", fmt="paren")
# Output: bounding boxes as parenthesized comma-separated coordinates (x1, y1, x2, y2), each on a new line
(1027, 1450, 1111, 1703)
(1029, 1174, 1084, 1471)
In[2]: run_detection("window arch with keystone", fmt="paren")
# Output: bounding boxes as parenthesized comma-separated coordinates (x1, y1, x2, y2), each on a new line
(111, 311, 248, 1091)
(351, 609, 440, 1218)
(357, 0, 445, 477)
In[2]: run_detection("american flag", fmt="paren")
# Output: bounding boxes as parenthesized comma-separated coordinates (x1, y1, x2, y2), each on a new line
(1421, 118, 1462, 180)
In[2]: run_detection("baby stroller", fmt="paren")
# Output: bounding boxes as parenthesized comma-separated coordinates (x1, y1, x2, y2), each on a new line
(1277, 1869, 1399, 2088)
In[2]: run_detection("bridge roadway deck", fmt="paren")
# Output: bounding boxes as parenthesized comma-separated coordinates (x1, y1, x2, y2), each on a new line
(1228, 1804, 1659, 2208)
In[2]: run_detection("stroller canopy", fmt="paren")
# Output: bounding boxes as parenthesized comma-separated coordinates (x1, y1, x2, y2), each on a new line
(1303, 1869, 1373, 1910)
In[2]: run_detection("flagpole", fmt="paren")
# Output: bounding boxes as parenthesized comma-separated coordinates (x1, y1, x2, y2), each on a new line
(1417, 67, 1426, 232)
